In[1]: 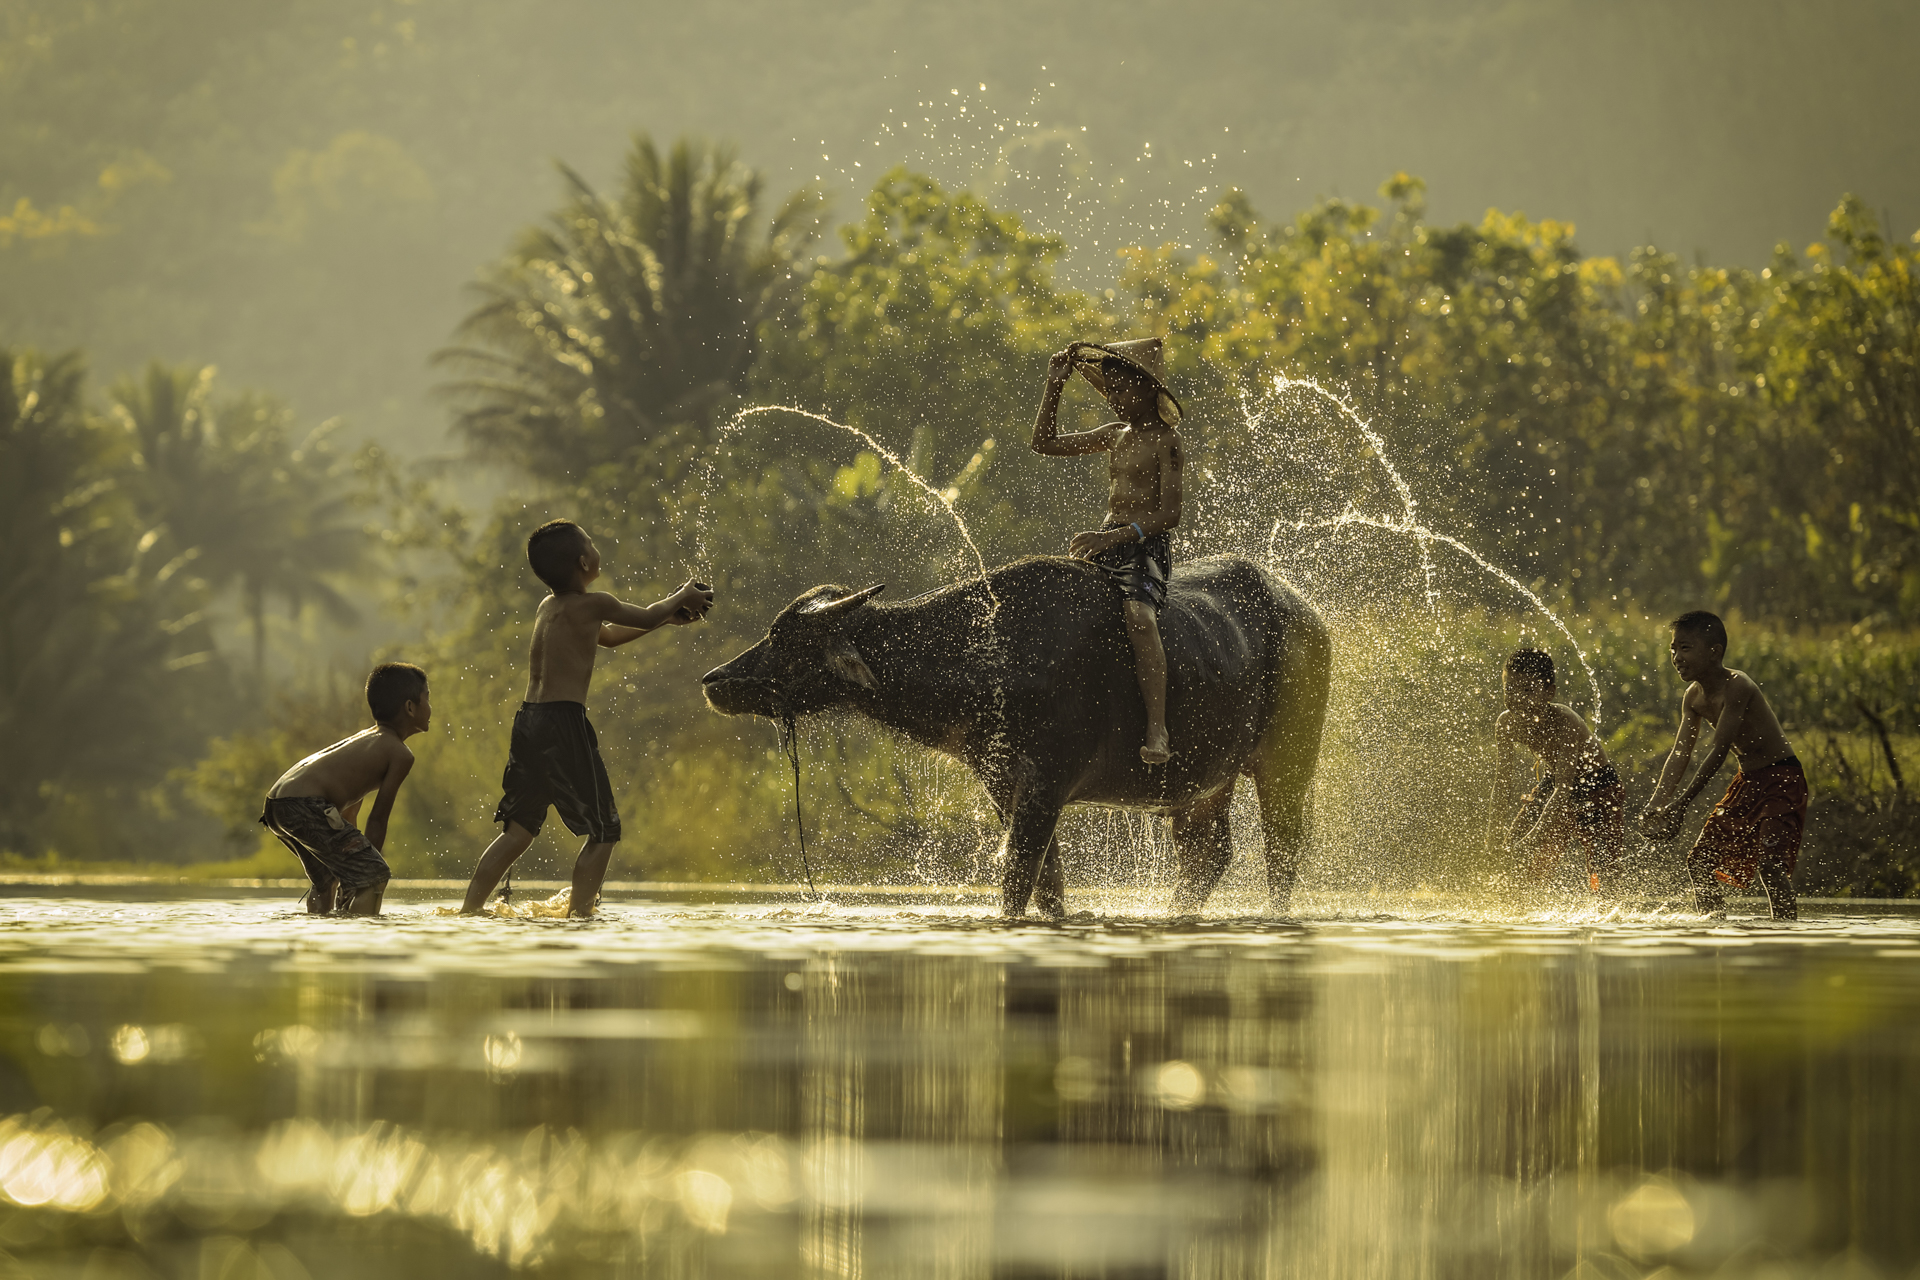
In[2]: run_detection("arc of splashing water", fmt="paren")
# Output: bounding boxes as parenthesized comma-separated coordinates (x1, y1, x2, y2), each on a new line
(716, 404, 1013, 770)
(724, 406, 994, 591)
(1272, 375, 1439, 611)
(1261, 376, 1603, 725)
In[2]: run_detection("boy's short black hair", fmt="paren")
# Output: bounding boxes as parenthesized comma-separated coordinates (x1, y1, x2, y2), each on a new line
(1670, 610, 1728, 652)
(366, 662, 427, 724)
(527, 519, 590, 591)
(1505, 648, 1556, 690)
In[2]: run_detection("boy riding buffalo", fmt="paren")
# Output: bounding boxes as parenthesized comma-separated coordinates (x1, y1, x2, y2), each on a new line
(1031, 338, 1185, 764)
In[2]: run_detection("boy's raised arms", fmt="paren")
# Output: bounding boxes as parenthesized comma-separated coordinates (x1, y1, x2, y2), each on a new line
(1031, 348, 1119, 457)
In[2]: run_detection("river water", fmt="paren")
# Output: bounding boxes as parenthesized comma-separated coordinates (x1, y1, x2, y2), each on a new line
(0, 891, 1914, 1279)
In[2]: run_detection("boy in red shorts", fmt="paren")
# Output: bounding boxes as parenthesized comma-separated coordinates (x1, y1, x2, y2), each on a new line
(1486, 648, 1626, 897)
(1639, 611, 1805, 920)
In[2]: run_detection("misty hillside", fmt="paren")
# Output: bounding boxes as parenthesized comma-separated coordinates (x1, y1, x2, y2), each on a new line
(4, 0, 1916, 454)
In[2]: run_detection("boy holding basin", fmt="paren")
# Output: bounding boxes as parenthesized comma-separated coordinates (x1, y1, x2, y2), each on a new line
(261, 662, 432, 916)
(1639, 611, 1804, 920)
(458, 519, 712, 918)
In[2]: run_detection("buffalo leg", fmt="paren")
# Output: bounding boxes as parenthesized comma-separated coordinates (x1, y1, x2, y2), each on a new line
(1002, 799, 1064, 918)
(1170, 782, 1236, 914)
(1034, 836, 1067, 919)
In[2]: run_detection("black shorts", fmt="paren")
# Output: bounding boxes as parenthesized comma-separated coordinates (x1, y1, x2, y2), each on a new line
(494, 701, 622, 842)
(261, 797, 392, 893)
(1091, 525, 1173, 611)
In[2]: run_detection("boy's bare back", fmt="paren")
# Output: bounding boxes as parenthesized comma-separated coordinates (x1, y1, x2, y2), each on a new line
(527, 591, 634, 704)
(270, 728, 414, 813)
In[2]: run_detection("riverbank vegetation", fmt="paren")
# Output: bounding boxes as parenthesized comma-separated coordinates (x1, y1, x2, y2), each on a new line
(5, 135, 1915, 896)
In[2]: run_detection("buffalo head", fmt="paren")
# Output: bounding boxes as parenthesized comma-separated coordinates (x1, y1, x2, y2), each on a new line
(702, 583, 887, 719)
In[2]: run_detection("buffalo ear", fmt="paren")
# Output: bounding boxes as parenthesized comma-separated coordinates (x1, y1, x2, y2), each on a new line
(827, 641, 877, 689)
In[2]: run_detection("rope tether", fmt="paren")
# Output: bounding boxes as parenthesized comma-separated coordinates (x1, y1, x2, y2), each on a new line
(779, 710, 818, 899)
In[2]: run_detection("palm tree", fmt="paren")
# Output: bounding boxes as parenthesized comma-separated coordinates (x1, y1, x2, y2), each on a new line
(435, 135, 826, 485)
(1, 349, 215, 846)
(109, 363, 367, 676)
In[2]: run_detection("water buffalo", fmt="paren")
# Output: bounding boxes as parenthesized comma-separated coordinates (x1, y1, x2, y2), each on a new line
(702, 554, 1331, 917)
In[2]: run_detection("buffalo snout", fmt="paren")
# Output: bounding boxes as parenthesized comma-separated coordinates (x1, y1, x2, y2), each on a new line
(702, 650, 784, 717)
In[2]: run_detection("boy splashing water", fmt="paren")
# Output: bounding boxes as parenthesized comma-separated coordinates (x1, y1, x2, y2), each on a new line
(1031, 339, 1184, 764)
(459, 519, 712, 917)
(1640, 611, 1804, 920)
(1487, 648, 1626, 897)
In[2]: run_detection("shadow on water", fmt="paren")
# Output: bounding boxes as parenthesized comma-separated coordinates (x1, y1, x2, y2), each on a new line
(0, 896, 1914, 1277)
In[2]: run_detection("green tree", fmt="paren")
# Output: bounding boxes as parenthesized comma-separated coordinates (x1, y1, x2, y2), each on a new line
(760, 167, 1110, 573)
(109, 361, 369, 675)
(0, 349, 223, 852)
(437, 134, 825, 488)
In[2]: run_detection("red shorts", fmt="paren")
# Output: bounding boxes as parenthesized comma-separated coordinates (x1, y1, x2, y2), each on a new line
(1690, 758, 1808, 887)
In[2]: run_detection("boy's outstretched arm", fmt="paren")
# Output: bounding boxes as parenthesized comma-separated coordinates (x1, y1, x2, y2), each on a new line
(1032, 348, 1117, 457)
(596, 580, 714, 646)
(361, 750, 414, 854)
(1486, 716, 1515, 853)
(1641, 691, 1706, 832)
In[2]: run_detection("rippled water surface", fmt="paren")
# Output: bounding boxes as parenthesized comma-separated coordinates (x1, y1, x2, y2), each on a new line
(0, 892, 1915, 1279)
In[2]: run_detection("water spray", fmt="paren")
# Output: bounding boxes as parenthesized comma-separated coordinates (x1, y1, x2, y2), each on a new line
(1260, 375, 1603, 725)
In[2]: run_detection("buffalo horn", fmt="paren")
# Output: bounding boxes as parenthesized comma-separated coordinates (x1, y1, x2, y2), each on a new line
(813, 583, 887, 615)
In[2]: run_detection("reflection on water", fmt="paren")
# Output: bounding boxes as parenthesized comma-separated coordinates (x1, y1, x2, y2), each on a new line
(0, 896, 1914, 1277)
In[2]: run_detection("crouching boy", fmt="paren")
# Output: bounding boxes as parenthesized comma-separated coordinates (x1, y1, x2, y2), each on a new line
(262, 662, 431, 915)
(1487, 648, 1626, 896)
(1639, 611, 1806, 920)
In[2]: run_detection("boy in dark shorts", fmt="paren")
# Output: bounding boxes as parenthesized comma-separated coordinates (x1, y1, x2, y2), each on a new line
(1030, 337, 1185, 764)
(1486, 648, 1626, 896)
(262, 662, 431, 915)
(458, 519, 713, 917)
(1640, 611, 1805, 920)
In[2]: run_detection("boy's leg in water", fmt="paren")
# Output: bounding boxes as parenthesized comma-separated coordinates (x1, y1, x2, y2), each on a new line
(1757, 855, 1798, 921)
(1123, 600, 1170, 764)
(462, 821, 537, 914)
(569, 839, 616, 917)
(345, 880, 387, 916)
(307, 877, 339, 914)
(1684, 842, 1728, 915)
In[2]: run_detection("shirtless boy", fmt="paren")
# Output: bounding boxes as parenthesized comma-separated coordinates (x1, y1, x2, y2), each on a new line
(1639, 611, 1805, 920)
(1030, 339, 1185, 764)
(1486, 648, 1626, 895)
(262, 662, 430, 916)
(458, 519, 713, 917)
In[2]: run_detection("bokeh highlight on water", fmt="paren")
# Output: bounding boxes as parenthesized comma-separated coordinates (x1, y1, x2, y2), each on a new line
(0, 894, 1914, 1277)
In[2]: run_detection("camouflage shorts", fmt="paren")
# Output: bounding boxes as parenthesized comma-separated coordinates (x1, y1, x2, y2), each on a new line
(261, 797, 391, 893)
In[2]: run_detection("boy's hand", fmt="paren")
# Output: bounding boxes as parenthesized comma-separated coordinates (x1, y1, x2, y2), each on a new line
(1068, 528, 1129, 559)
(1638, 803, 1686, 842)
(671, 579, 714, 624)
(1047, 347, 1077, 383)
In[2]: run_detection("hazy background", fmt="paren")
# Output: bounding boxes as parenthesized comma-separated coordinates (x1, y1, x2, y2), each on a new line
(6, 0, 1917, 454)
